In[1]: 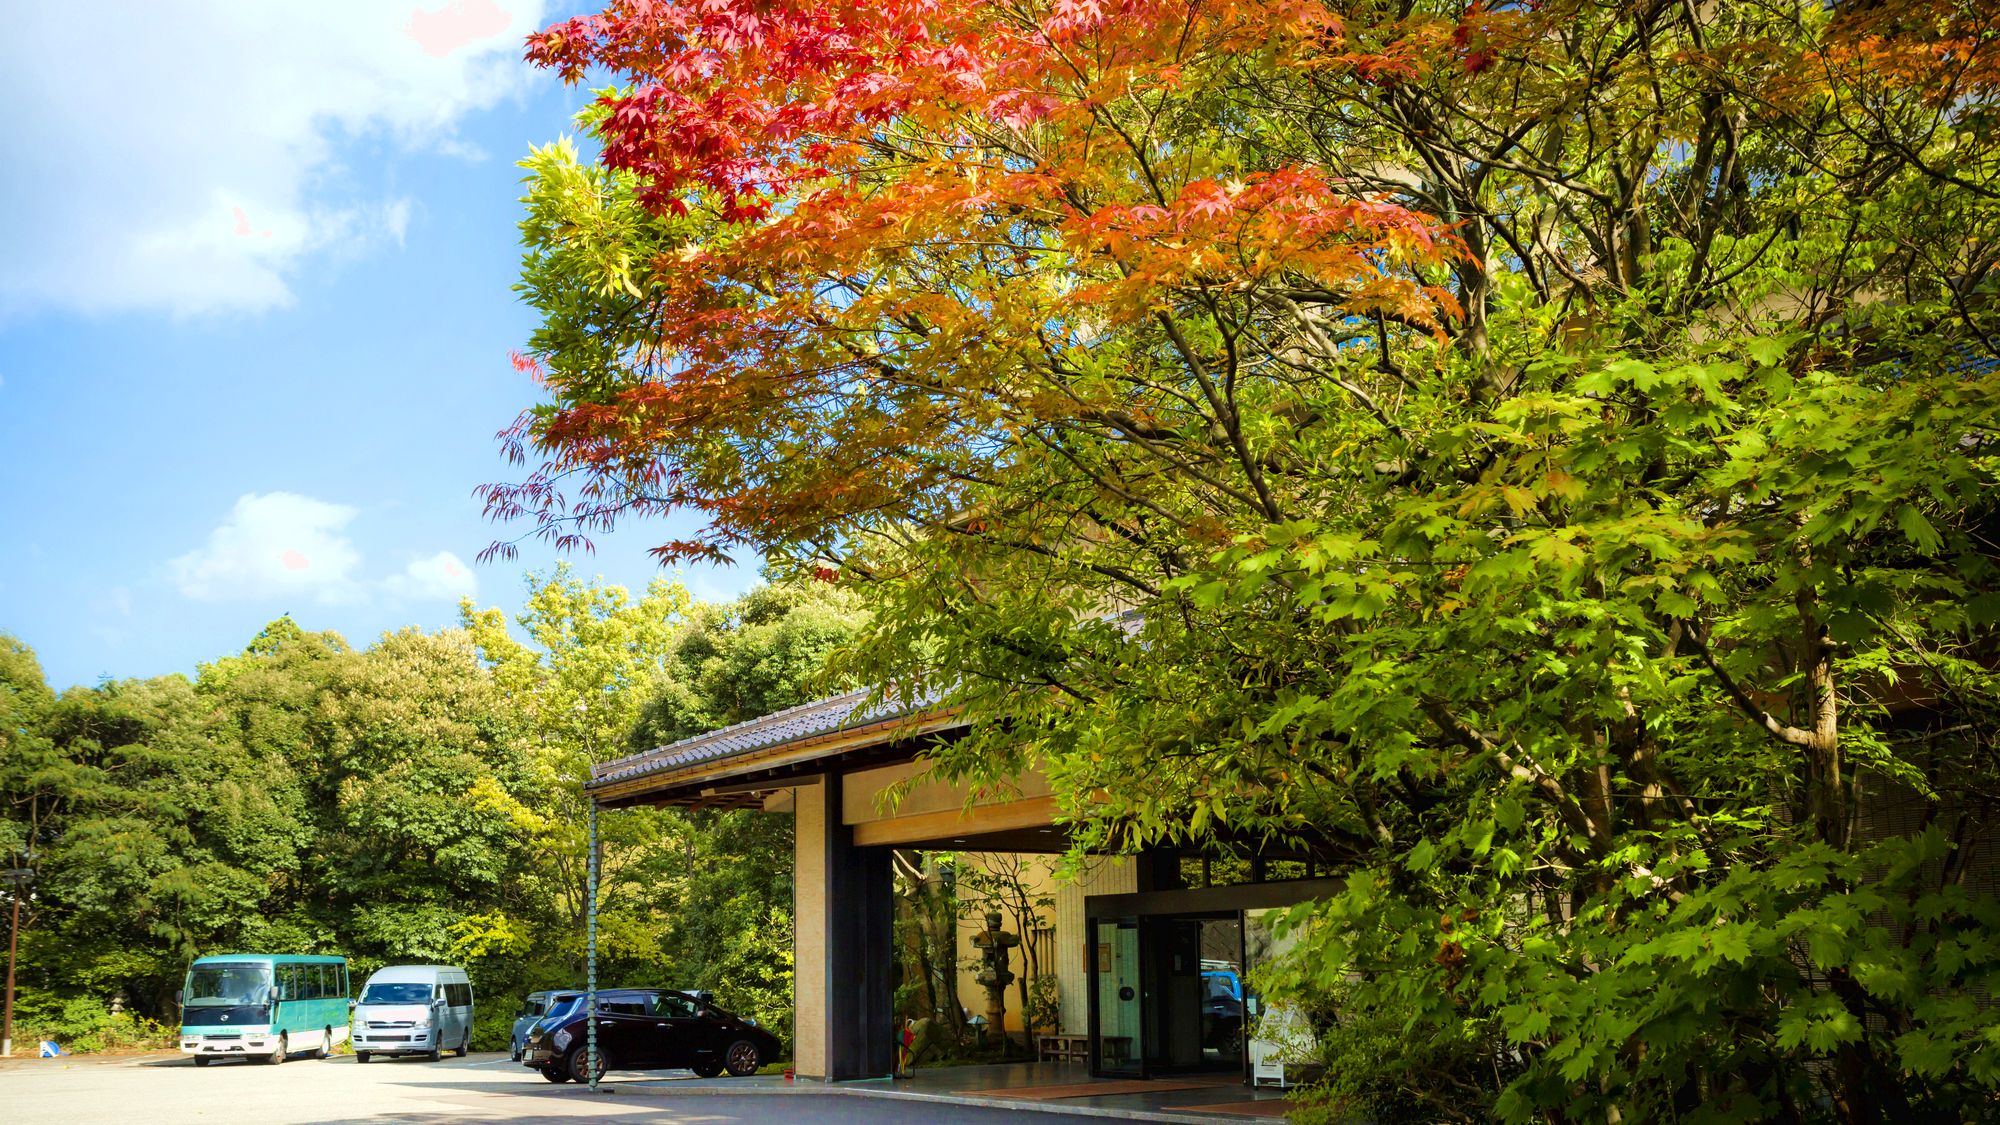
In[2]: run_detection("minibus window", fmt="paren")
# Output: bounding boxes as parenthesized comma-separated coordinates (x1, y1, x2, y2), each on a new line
(361, 982, 435, 1004)
(184, 964, 272, 1007)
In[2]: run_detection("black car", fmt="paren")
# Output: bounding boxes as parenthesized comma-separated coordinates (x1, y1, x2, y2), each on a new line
(521, 988, 780, 1083)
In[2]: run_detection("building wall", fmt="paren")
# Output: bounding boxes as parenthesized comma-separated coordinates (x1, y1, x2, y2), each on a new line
(1054, 856, 1135, 1037)
(952, 853, 1057, 1035)
(840, 758, 1054, 823)
(792, 777, 828, 1077)
(901, 851, 1136, 1039)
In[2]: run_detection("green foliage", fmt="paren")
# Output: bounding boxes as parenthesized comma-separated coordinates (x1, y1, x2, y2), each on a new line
(498, 0, 2000, 1117)
(631, 579, 868, 748)
(0, 577, 853, 1058)
(11, 993, 174, 1054)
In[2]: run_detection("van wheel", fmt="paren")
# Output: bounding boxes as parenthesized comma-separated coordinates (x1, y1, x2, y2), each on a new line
(193, 1057, 211, 1068)
(724, 1039, 761, 1077)
(427, 1043, 442, 1062)
(356, 1051, 370, 1063)
(454, 1032, 468, 1058)
(267, 1034, 288, 1065)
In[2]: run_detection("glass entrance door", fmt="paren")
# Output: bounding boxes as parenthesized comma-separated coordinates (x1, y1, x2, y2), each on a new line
(1090, 918, 1144, 1076)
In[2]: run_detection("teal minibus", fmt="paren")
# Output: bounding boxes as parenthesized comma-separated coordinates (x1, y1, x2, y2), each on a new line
(178, 954, 350, 1066)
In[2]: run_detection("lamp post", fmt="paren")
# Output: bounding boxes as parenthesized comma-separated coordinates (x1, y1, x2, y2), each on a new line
(2, 863, 31, 1059)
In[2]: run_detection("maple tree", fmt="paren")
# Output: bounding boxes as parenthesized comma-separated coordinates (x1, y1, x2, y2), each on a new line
(495, 0, 2000, 1120)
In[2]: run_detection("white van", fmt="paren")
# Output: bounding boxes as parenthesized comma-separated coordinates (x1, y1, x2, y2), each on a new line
(350, 965, 474, 1062)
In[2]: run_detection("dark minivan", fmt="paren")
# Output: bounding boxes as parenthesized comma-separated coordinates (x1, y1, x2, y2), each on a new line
(510, 990, 580, 1061)
(521, 988, 780, 1083)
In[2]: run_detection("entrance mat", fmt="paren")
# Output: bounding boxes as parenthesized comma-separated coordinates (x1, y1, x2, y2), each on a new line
(967, 1077, 1235, 1100)
(1163, 1098, 1294, 1118)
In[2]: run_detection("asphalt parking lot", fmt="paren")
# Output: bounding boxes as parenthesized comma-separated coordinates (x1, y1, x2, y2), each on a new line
(0, 1051, 1067, 1124)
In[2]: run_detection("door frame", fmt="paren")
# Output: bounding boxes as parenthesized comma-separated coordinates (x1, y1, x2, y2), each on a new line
(1084, 879, 1341, 1081)
(1085, 909, 1245, 1080)
(1085, 916, 1144, 1078)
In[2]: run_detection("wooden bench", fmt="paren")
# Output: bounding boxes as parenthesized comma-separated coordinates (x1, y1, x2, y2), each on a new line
(1036, 1033, 1090, 1062)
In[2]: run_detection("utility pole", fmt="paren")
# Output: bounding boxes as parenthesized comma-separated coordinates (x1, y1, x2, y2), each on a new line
(2, 863, 28, 1059)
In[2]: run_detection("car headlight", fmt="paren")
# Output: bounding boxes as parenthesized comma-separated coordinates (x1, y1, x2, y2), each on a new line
(553, 1028, 572, 1051)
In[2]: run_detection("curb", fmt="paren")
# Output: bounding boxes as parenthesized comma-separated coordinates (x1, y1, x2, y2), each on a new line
(575, 1078, 1279, 1123)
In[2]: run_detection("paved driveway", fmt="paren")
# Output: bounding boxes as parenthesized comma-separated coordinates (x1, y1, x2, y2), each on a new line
(0, 1052, 1069, 1124)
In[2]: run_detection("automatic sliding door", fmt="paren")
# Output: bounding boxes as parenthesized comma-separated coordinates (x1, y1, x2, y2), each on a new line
(1090, 918, 1144, 1076)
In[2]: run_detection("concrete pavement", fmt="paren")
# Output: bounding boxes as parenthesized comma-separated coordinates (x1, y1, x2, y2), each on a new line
(0, 1051, 1046, 1124)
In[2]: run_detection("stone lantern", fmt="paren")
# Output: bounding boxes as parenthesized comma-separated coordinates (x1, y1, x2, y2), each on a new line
(969, 911, 1021, 1051)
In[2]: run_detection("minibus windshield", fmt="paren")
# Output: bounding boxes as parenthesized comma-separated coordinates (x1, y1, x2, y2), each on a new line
(184, 963, 272, 1007)
(361, 982, 434, 1004)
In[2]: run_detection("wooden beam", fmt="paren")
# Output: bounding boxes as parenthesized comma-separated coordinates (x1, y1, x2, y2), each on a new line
(850, 795, 1060, 847)
(701, 775, 817, 798)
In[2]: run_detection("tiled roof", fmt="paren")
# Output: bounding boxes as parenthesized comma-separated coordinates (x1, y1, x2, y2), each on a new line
(587, 686, 948, 792)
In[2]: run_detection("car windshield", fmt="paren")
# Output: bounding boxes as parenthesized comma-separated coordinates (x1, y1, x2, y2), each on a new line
(184, 963, 272, 1007)
(361, 982, 434, 1005)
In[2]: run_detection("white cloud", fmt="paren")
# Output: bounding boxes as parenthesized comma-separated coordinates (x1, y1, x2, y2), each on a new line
(0, 0, 550, 318)
(384, 550, 480, 601)
(172, 492, 365, 603)
(97, 586, 135, 618)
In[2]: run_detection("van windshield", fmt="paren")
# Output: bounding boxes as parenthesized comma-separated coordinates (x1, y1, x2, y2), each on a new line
(185, 963, 272, 1007)
(361, 982, 433, 1004)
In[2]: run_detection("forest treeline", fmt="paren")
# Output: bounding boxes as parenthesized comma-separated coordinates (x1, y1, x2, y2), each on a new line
(0, 570, 862, 1052)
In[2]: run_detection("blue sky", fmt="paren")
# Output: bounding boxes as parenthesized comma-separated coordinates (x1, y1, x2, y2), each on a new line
(0, 2, 753, 690)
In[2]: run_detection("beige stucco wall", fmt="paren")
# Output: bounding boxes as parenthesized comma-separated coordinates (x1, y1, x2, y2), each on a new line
(941, 852, 1136, 1037)
(789, 762, 1134, 1057)
(951, 853, 1058, 1034)
(1054, 856, 1136, 1036)
(791, 777, 828, 1077)
(841, 759, 1053, 824)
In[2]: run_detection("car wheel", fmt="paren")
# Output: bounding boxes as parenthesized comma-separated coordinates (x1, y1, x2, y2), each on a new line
(691, 1062, 723, 1079)
(267, 1034, 288, 1065)
(540, 1065, 569, 1084)
(565, 1045, 603, 1084)
(193, 1057, 211, 1068)
(724, 1039, 761, 1077)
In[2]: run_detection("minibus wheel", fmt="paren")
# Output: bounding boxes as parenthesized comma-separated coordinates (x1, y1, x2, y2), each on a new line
(356, 1051, 370, 1063)
(267, 1034, 288, 1065)
(193, 1057, 211, 1068)
(321, 1027, 335, 1059)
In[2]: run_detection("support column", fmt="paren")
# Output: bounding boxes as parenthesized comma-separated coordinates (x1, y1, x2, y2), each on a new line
(1134, 846, 1184, 892)
(793, 773, 894, 1080)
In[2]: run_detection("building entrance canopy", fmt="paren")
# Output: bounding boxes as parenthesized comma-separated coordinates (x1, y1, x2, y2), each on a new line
(585, 688, 1339, 1083)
